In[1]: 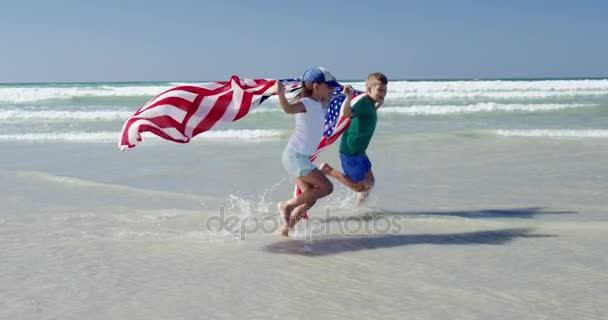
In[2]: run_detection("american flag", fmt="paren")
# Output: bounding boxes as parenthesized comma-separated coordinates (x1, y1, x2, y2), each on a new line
(119, 76, 365, 219)
(310, 86, 366, 162)
(119, 75, 364, 154)
(119, 76, 300, 150)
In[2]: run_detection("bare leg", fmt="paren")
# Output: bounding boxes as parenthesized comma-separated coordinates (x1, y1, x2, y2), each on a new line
(288, 181, 316, 229)
(278, 169, 332, 236)
(355, 169, 375, 205)
(288, 203, 313, 230)
(284, 169, 332, 211)
(320, 162, 373, 195)
(276, 202, 292, 236)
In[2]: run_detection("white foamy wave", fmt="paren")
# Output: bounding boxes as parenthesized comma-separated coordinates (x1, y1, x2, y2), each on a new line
(388, 79, 608, 91)
(196, 129, 284, 139)
(379, 79, 608, 100)
(2, 79, 608, 104)
(380, 103, 596, 115)
(0, 85, 173, 103)
(0, 110, 133, 121)
(388, 90, 608, 100)
(493, 129, 608, 138)
(251, 108, 281, 113)
(0, 132, 120, 142)
(0, 129, 285, 143)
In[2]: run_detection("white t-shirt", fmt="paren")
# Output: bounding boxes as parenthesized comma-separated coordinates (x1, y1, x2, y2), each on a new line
(287, 97, 325, 155)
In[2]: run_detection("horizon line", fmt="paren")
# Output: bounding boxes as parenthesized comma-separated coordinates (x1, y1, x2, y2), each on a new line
(1, 76, 608, 86)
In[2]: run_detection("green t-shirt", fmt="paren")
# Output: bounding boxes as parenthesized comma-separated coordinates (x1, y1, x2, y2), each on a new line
(339, 96, 377, 155)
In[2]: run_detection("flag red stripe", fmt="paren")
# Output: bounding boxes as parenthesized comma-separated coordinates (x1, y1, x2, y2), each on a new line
(192, 92, 233, 137)
(234, 79, 276, 120)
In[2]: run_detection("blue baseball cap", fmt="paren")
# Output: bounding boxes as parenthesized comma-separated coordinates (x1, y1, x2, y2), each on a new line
(302, 67, 340, 88)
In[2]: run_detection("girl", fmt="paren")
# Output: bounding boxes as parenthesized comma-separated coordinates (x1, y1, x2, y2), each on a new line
(275, 67, 339, 236)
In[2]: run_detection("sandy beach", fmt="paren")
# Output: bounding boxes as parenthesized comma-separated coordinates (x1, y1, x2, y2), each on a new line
(1, 129, 607, 319)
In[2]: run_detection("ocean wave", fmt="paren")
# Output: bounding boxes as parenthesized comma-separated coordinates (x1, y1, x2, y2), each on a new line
(0, 103, 597, 123)
(492, 129, 608, 138)
(351, 79, 608, 99)
(380, 103, 597, 115)
(386, 79, 608, 92)
(1, 79, 608, 104)
(0, 110, 134, 120)
(0, 129, 285, 143)
(386, 90, 608, 101)
(197, 129, 284, 139)
(0, 104, 284, 121)
(385, 90, 608, 100)
(0, 85, 173, 104)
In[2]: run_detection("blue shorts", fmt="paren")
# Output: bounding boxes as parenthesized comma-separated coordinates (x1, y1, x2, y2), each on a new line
(340, 153, 372, 183)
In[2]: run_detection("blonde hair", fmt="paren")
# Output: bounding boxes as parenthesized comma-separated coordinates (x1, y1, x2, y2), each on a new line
(365, 72, 388, 92)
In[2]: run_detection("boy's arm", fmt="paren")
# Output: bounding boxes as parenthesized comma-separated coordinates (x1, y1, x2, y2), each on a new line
(275, 81, 306, 114)
(341, 85, 355, 118)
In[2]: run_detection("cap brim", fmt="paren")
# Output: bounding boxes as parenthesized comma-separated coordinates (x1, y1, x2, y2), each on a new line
(326, 80, 340, 88)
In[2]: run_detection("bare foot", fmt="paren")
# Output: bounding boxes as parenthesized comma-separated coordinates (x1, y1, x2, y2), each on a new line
(319, 162, 333, 175)
(277, 201, 292, 232)
(277, 225, 289, 237)
(273, 224, 290, 236)
(355, 191, 369, 206)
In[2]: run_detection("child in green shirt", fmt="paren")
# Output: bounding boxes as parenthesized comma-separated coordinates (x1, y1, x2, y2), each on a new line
(321, 72, 388, 204)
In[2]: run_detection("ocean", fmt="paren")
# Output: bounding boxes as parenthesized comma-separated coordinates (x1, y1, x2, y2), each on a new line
(2, 79, 608, 142)
(1, 79, 607, 319)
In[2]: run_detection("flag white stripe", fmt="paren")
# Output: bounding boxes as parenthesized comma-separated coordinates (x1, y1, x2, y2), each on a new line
(218, 88, 243, 123)
(139, 90, 198, 113)
(135, 104, 188, 123)
(185, 94, 221, 137)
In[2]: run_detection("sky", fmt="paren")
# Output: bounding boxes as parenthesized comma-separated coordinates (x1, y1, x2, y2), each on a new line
(1, 0, 607, 82)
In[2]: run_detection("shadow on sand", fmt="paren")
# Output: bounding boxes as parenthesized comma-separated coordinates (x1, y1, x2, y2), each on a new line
(264, 228, 557, 257)
(317, 206, 576, 224)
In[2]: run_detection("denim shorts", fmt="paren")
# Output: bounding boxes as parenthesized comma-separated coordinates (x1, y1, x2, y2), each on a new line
(340, 153, 372, 183)
(282, 145, 316, 178)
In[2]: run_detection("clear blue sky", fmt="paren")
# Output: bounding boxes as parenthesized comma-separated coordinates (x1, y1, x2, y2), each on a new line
(1, 0, 607, 82)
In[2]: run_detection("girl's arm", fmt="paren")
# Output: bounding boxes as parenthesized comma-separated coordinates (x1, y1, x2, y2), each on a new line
(275, 81, 306, 114)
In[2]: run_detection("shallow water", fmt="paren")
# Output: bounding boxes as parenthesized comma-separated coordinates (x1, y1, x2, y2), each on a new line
(1, 79, 607, 319)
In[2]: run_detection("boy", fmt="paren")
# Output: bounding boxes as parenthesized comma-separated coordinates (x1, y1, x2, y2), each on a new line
(320, 72, 388, 204)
